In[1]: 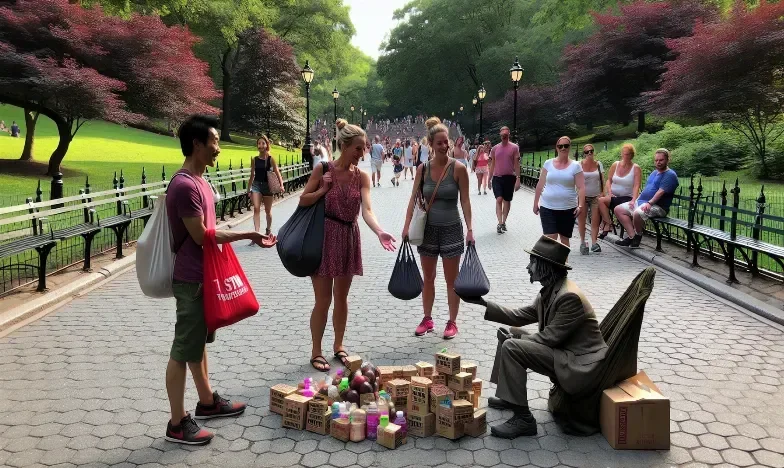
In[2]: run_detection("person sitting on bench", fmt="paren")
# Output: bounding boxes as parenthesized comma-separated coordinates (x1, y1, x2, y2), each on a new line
(459, 235, 608, 438)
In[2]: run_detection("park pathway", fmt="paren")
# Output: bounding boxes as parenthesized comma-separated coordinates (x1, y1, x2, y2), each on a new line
(1, 160, 783, 468)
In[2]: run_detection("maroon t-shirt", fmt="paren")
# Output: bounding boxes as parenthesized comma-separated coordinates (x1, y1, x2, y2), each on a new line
(166, 170, 216, 283)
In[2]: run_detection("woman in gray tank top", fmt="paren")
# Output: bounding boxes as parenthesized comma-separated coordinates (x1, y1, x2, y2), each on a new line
(403, 117, 474, 340)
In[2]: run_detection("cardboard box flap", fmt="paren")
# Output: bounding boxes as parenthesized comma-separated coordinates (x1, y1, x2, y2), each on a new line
(617, 371, 666, 401)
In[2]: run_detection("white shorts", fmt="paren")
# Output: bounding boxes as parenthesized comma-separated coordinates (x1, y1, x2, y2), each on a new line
(616, 201, 667, 221)
(371, 159, 383, 172)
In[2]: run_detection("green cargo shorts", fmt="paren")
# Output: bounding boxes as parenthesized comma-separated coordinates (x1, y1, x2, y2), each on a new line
(171, 281, 216, 363)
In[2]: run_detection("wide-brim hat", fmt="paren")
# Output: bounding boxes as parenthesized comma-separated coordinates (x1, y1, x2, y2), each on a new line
(524, 235, 572, 270)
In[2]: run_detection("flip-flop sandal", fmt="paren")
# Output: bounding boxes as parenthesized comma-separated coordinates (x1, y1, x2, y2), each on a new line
(334, 350, 350, 368)
(310, 356, 330, 372)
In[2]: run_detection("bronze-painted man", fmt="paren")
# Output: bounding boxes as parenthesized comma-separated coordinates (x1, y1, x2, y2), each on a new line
(462, 236, 608, 438)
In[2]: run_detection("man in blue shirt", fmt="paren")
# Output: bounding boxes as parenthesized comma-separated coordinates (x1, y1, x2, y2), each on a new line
(614, 148, 678, 248)
(370, 135, 385, 187)
(10, 121, 20, 138)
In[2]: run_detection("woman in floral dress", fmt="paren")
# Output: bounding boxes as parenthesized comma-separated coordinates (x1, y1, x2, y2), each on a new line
(298, 119, 397, 372)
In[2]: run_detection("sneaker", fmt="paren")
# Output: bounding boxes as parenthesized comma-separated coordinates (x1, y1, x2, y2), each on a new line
(591, 243, 602, 253)
(443, 321, 458, 340)
(497, 224, 503, 234)
(484, 191, 488, 195)
(490, 412, 538, 438)
(414, 316, 434, 336)
(615, 237, 633, 247)
(501, 223, 507, 232)
(194, 392, 246, 420)
(580, 243, 589, 255)
(630, 234, 643, 248)
(165, 414, 213, 445)
(478, 190, 482, 195)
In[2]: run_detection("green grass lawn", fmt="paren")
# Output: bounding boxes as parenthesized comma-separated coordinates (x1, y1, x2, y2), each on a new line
(0, 105, 301, 204)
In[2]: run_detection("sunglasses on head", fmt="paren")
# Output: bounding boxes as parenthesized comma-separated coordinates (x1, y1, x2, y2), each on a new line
(584, 149, 594, 154)
(557, 144, 570, 149)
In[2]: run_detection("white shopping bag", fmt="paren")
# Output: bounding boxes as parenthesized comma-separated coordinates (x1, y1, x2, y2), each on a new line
(136, 194, 176, 298)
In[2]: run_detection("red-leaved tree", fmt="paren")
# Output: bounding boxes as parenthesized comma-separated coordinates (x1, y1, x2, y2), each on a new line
(0, 0, 219, 174)
(647, 1, 784, 178)
(559, 0, 715, 132)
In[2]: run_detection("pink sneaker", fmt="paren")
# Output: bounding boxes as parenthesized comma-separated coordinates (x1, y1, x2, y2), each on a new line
(415, 317, 434, 336)
(443, 321, 458, 340)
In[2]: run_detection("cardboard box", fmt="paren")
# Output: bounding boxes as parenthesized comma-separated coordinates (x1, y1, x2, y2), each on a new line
(392, 366, 405, 378)
(393, 396, 408, 414)
(436, 406, 464, 439)
(415, 362, 434, 377)
(308, 399, 329, 415)
(269, 384, 297, 415)
(377, 423, 403, 449)
(448, 372, 473, 392)
(454, 390, 470, 402)
(360, 392, 376, 407)
(282, 394, 312, 430)
(435, 352, 461, 375)
(344, 355, 363, 373)
(385, 379, 411, 399)
(330, 418, 351, 441)
(409, 377, 432, 415)
(377, 366, 395, 386)
(472, 378, 483, 396)
(431, 372, 447, 386)
(407, 412, 436, 438)
(469, 391, 479, 409)
(464, 409, 487, 437)
(430, 384, 454, 414)
(460, 362, 478, 379)
(453, 399, 474, 424)
(600, 371, 670, 450)
(401, 365, 418, 378)
(305, 409, 331, 435)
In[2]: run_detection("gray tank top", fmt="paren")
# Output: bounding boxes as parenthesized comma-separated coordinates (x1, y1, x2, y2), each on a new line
(422, 161, 460, 226)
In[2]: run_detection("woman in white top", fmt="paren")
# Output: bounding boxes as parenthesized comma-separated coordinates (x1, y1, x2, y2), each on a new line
(596, 143, 641, 240)
(578, 144, 605, 254)
(403, 139, 415, 179)
(453, 136, 469, 169)
(419, 137, 431, 164)
(533, 136, 586, 247)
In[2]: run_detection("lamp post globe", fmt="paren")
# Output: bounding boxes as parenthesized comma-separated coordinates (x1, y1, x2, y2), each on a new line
(478, 85, 486, 141)
(301, 60, 315, 166)
(472, 97, 478, 139)
(332, 87, 339, 152)
(510, 57, 524, 143)
(351, 105, 355, 124)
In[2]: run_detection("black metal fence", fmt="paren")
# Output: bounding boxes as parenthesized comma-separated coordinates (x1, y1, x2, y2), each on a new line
(0, 162, 312, 296)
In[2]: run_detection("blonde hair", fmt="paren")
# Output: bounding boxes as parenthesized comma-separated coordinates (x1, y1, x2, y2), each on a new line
(556, 135, 572, 146)
(425, 117, 449, 145)
(621, 143, 636, 159)
(335, 118, 366, 149)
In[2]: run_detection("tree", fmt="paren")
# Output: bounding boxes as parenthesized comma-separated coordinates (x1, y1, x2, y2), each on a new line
(0, 0, 218, 174)
(485, 85, 568, 149)
(559, 0, 715, 132)
(647, 1, 784, 178)
(229, 28, 302, 140)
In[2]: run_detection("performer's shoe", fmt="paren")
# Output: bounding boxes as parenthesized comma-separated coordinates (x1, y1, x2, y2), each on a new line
(490, 412, 538, 438)
(488, 396, 517, 410)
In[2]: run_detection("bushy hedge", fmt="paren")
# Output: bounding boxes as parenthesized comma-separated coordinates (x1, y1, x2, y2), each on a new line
(594, 122, 750, 177)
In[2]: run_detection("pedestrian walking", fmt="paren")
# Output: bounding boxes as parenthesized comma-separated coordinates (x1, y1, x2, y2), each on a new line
(473, 143, 490, 195)
(578, 144, 604, 254)
(370, 135, 385, 187)
(453, 135, 469, 169)
(533, 136, 586, 247)
(403, 117, 474, 340)
(596, 144, 641, 240)
(247, 135, 284, 240)
(164, 115, 267, 446)
(301, 119, 396, 372)
(489, 127, 521, 234)
(403, 139, 415, 179)
(419, 137, 431, 165)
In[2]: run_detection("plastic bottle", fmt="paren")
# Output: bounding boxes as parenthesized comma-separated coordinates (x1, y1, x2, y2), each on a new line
(394, 410, 407, 444)
(379, 414, 389, 429)
(339, 377, 350, 393)
(327, 385, 339, 402)
(366, 403, 379, 440)
(377, 396, 389, 419)
(331, 402, 340, 420)
(350, 408, 366, 442)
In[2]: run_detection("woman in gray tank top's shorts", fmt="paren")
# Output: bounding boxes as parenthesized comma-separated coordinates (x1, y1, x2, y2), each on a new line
(403, 117, 474, 340)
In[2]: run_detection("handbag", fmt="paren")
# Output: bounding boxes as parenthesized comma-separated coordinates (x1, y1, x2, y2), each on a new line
(202, 229, 259, 332)
(266, 159, 283, 194)
(276, 162, 329, 277)
(408, 160, 454, 246)
(453, 242, 491, 298)
(387, 238, 424, 300)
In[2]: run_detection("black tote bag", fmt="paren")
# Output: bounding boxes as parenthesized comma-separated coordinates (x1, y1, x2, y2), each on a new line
(453, 242, 490, 298)
(276, 163, 328, 277)
(388, 238, 424, 300)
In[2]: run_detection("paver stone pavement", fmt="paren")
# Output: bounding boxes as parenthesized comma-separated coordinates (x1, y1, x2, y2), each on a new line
(0, 161, 783, 467)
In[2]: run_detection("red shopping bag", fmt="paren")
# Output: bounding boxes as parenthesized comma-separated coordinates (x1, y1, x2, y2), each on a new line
(203, 229, 259, 332)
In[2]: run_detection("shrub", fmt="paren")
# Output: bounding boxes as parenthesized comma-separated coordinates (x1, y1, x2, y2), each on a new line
(591, 127, 616, 142)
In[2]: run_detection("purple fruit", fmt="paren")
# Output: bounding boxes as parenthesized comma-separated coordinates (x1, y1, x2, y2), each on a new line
(359, 381, 374, 394)
(345, 389, 360, 404)
(363, 370, 376, 385)
(351, 375, 366, 391)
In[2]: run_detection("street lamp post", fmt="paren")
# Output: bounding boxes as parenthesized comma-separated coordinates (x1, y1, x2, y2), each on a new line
(478, 85, 486, 141)
(472, 97, 478, 140)
(510, 57, 524, 144)
(351, 105, 355, 124)
(332, 87, 339, 152)
(300, 60, 315, 166)
(266, 103, 271, 138)
(360, 107, 364, 128)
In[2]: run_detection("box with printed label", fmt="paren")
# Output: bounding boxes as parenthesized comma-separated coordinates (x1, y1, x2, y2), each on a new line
(377, 366, 395, 386)
(393, 396, 408, 413)
(344, 355, 363, 373)
(460, 362, 478, 379)
(454, 390, 470, 401)
(436, 406, 464, 439)
(282, 394, 312, 430)
(430, 384, 454, 414)
(360, 392, 376, 407)
(269, 384, 298, 415)
(448, 372, 473, 392)
(415, 362, 434, 377)
(469, 391, 479, 409)
(305, 408, 331, 435)
(600, 371, 670, 450)
(392, 366, 405, 378)
(472, 378, 483, 395)
(408, 377, 432, 415)
(308, 398, 329, 415)
(453, 399, 474, 424)
(330, 418, 351, 441)
(464, 409, 487, 437)
(407, 412, 436, 438)
(377, 423, 403, 449)
(385, 379, 411, 399)
(431, 372, 447, 386)
(435, 352, 461, 375)
(401, 365, 418, 378)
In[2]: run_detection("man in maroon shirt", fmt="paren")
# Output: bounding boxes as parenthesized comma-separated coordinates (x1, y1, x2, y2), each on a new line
(164, 115, 267, 445)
